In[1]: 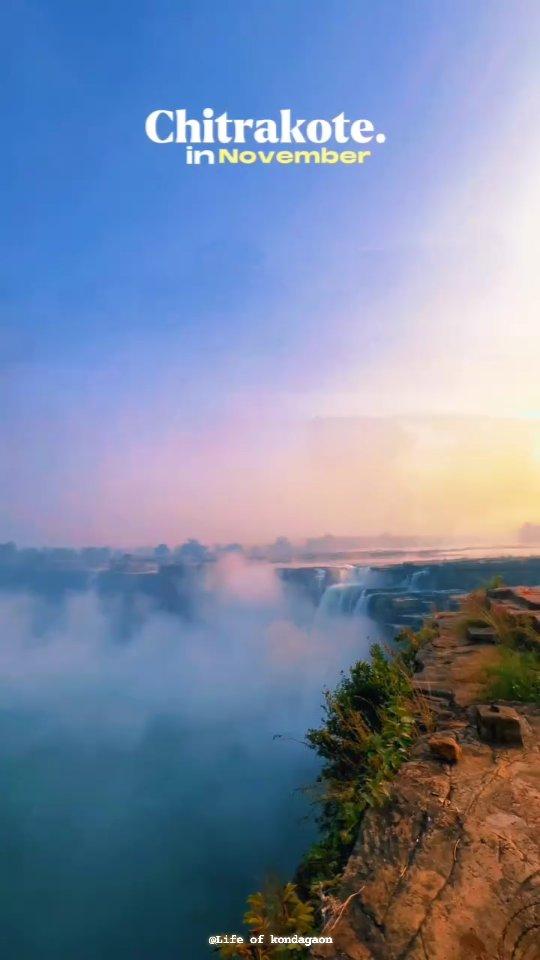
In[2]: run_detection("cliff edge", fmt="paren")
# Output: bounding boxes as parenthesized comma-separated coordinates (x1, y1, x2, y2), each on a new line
(312, 592, 540, 960)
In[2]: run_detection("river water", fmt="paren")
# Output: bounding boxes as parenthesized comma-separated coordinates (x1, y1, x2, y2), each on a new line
(0, 559, 383, 960)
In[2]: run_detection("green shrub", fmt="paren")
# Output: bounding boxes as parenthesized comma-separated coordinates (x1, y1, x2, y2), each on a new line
(486, 648, 540, 704)
(396, 621, 438, 669)
(297, 645, 416, 897)
(483, 574, 505, 591)
(219, 881, 314, 959)
(224, 642, 421, 947)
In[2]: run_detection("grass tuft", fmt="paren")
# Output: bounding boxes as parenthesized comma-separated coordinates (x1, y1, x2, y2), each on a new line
(485, 648, 540, 704)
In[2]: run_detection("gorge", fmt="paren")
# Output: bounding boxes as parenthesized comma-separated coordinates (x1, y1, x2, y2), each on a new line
(0, 547, 539, 958)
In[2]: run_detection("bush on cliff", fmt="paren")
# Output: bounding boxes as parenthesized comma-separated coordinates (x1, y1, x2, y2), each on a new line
(297, 644, 416, 898)
(396, 621, 438, 670)
(221, 643, 420, 956)
(219, 881, 315, 959)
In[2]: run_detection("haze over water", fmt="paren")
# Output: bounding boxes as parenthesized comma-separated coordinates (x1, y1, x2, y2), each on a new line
(0, 558, 381, 960)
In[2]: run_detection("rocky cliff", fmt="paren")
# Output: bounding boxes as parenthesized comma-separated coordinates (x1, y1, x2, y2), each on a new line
(311, 592, 540, 960)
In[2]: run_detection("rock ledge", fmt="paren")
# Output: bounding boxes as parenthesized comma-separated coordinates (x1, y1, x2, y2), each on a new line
(311, 598, 540, 960)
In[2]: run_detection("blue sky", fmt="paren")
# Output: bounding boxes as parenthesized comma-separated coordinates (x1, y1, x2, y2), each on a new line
(1, 1, 539, 544)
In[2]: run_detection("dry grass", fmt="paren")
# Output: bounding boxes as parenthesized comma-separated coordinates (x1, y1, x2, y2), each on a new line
(455, 591, 538, 650)
(452, 646, 502, 685)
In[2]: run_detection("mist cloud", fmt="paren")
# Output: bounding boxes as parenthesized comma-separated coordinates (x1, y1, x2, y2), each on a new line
(0, 558, 373, 741)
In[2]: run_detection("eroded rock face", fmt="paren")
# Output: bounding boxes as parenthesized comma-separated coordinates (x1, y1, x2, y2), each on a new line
(311, 709, 540, 960)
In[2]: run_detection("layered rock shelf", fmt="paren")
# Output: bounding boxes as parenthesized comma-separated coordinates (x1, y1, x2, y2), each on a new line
(311, 588, 540, 960)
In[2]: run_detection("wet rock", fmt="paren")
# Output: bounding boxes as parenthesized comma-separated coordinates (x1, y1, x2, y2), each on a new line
(391, 597, 423, 613)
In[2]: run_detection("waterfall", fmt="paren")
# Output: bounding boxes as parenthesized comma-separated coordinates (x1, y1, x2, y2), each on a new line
(317, 566, 380, 619)
(317, 583, 355, 616)
(406, 568, 429, 591)
(353, 589, 370, 615)
(317, 583, 344, 617)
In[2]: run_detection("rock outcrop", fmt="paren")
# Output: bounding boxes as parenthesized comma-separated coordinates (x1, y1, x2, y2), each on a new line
(311, 594, 540, 960)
